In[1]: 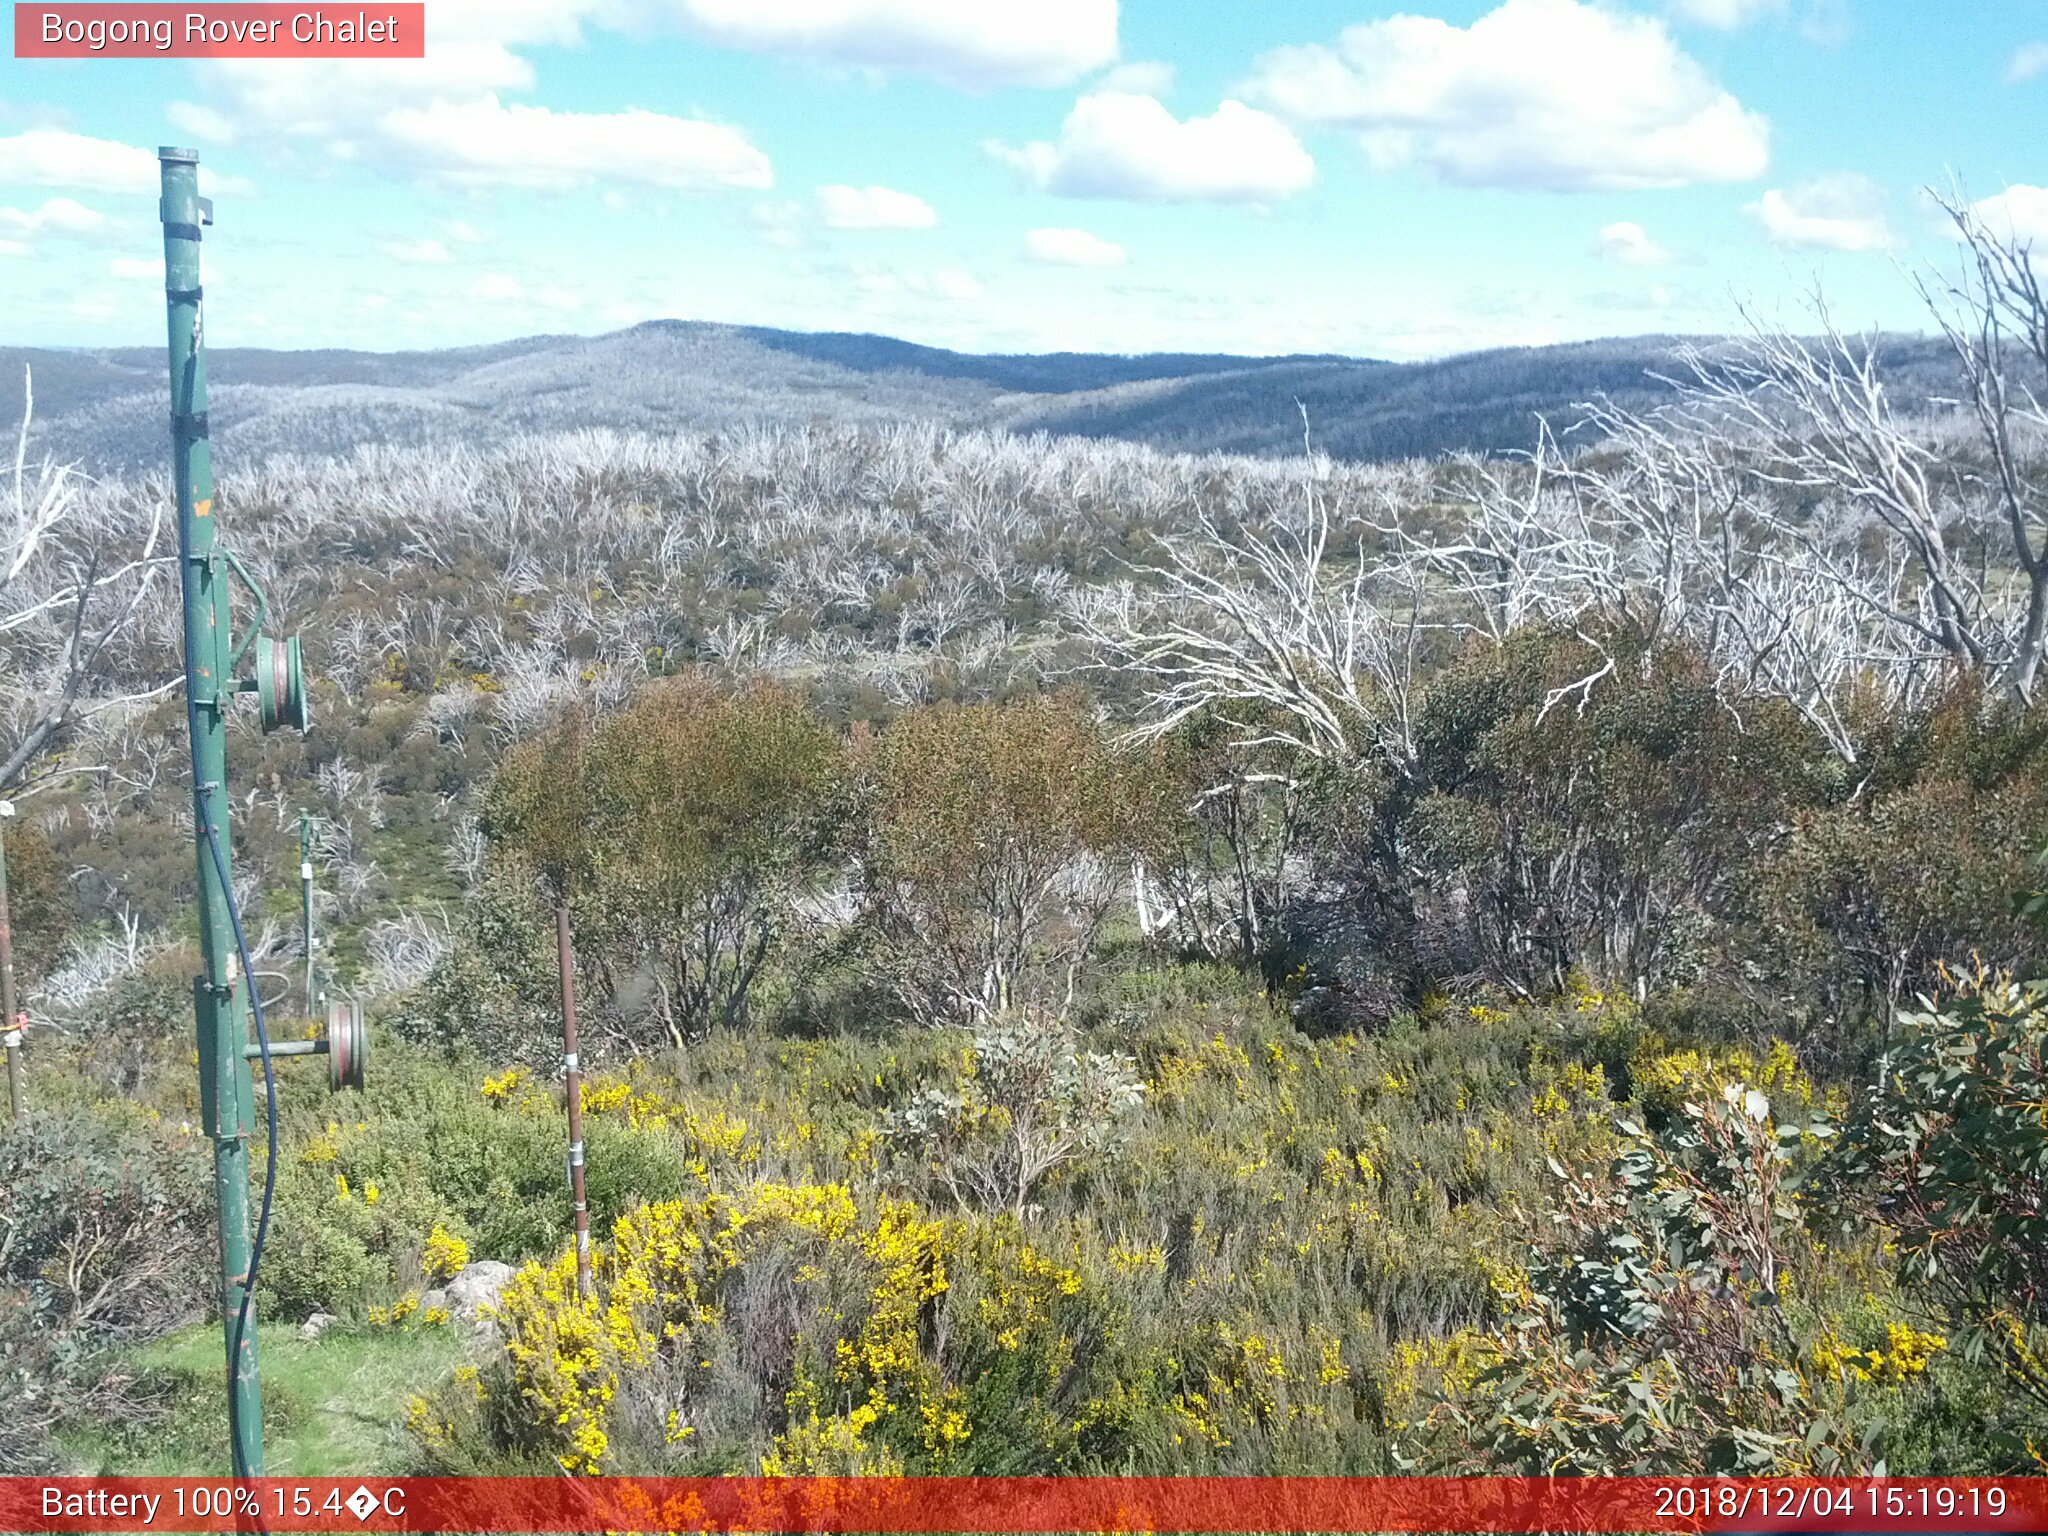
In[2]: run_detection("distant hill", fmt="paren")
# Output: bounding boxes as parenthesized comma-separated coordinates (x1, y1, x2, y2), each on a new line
(3, 320, 1957, 474)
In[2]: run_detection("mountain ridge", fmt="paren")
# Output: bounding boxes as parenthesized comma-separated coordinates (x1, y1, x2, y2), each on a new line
(5, 319, 1955, 473)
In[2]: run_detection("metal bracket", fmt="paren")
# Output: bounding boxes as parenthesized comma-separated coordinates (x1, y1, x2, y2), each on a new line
(220, 546, 270, 674)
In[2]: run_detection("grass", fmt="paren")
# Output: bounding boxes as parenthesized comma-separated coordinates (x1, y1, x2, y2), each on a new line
(61, 1321, 466, 1476)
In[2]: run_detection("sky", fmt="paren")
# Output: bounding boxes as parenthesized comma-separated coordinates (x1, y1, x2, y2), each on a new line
(2, 0, 2046, 360)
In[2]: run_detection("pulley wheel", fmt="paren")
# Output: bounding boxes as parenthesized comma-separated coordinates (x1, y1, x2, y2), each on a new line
(326, 998, 367, 1092)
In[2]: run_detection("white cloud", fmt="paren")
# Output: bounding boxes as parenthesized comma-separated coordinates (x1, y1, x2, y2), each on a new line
(202, 50, 538, 145)
(1664, 0, 1784, 26)
(672, 0, 1117, 88)
(471, 273, 526, 301)
(990, 91, 1313, 203)
(1097, 60, 1174, 95)
(108, 257, 159, 280)
(443, 219, 487, 243)
(816, 184, 939, 229)
(165, 101, 239, 145)
(0, 239, 27, 259)
(1970, 185, 2048, 244)
(1598, 220, 1670, 266)
(382, 238, 455, 264)
(189, 3, 774, 198)
(0, 197, 106, 236)
(1747, 173, 1895, 250)
(1024, 226, 1127, 266)
(1241, 0, 1770, 192)
(0, 128, 248, 195)
(378, 97, 773, 190)
(2009, 42, 2048, 83)
(934, 269, 982, 301)
(195, 0, 582, 137)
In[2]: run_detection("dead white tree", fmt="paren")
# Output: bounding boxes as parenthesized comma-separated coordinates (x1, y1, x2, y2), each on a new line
(1920, 186, 2048, 698)
(1076, 494, 1425, 776)
(1071, 437, 1428, 959)
(1, 370, 167, 789)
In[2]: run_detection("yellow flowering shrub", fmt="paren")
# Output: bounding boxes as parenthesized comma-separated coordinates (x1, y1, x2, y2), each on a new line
(1631, 1035, 1821, 1121)
(1811, 1320, 1947, 1387)
(484, 1183, 961, 1474)
(423, 1224, 471, 1282)
(481, 1066, 530, 1103)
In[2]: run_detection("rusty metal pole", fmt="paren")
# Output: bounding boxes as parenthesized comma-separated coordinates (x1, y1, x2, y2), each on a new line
(556, 904, 592, 1299)
(1, 799, 23, 1125)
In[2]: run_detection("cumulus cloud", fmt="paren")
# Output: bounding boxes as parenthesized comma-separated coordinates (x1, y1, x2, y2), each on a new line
(0, 128, 248, 195)
(2009, 42, 2048, 84)
(194, 0, 581, 135)
(1969, 184, 2048, 244)
(1097, 60, 1175, 95)
(203, 49, 538, 145)
(989, 91, 1313, 203)
(191, 3, 770, 193)
(1241, 0, 1770, 192)
(0, 197, 106, 237)
(1598, 220, 1671, 265)
(1024, 226, 1127, 266)
(470, 273, 526, 301)
(1664, 0, 1784, 26)
(816, 184, 939, 229)
(1746, 173, 1895, 250)
(671, 0, 1117, 88)
(377, 97, 772, 190)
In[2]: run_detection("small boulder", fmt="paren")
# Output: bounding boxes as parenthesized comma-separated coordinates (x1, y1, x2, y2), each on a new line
(298, 1311, 339, 1342)
(445, 1259, 517, 1325)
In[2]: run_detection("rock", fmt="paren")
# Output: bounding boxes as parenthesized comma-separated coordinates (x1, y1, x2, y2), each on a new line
(298, 1311, 339, 1342)
(420, 1287, 449, 1314)
(445, 1259, 516, 1325)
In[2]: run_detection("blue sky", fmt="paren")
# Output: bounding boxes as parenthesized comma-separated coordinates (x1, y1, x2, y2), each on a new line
(3, 0, 2046, 358)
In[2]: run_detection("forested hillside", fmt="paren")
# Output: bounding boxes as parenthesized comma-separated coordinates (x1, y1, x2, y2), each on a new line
(1, 206, 2043, 1484)
(7, 322, 1959, 473)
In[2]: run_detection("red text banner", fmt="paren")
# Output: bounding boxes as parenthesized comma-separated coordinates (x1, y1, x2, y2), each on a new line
(14, 5, 425, 58)
(1, 1476, 2042, 1533)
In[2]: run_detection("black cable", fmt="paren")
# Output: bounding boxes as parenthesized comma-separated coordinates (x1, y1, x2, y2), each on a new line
(200, 807, 279, 1488)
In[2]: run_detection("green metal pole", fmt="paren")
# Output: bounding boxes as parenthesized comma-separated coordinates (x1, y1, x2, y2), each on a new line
(160, 146, 264, 1478)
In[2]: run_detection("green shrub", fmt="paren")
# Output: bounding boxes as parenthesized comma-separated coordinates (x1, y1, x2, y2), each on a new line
(0, 1105, 210, 1335)
(483, 675, 844, 1048)
(1821, 975, 2048, 1417)
(0, 1106, 207, 1472)
(1405, 629, 1818, 999)
(885, 1009, 1145, 1217)
(852, 693, 1155, 1021)
(1415, 1083, 1875, 1475)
